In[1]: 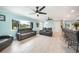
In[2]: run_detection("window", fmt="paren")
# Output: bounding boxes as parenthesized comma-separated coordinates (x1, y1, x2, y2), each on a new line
(19, 20, 32, 29)
(12, 20, 19, 30)
(12, 20, 33, 30)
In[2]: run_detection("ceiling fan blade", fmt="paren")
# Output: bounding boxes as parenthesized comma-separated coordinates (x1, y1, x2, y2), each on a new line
(39, 6, 45, 11)
(37, 14, 39, 17)
(35, 6, 39, 13)
(38, 12, 47, 14)
(29, 13, 36, 15)
(29, 7, 36, 12)
(48, 17, 52, 20)
(31, 9, 36, 12)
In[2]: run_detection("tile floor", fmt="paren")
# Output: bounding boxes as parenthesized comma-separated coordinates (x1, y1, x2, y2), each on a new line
(1, 34, 75, 53)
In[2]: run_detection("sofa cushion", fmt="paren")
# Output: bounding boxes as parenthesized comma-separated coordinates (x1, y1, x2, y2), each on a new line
(39, 28, 52, 36)
(16, 29, 36, 41)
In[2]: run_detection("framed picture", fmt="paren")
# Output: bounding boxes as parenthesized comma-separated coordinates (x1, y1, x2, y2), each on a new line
(0, 14, 5, 21)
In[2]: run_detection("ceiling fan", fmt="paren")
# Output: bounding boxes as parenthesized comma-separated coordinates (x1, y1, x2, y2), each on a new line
(47, 17, 53, 21)
(30, 6, 47, 17)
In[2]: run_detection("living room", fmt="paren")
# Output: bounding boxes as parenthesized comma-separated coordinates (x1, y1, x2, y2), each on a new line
(0, 6, 79, 53)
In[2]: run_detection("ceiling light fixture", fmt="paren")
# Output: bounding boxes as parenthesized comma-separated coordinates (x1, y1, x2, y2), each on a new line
(71, 10, 75, 13)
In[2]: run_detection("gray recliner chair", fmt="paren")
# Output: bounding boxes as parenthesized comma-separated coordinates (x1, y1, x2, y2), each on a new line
(0, 35, 13, 51)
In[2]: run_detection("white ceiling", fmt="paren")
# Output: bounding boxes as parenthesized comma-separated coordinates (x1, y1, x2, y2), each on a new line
(0, 6, 79, 21)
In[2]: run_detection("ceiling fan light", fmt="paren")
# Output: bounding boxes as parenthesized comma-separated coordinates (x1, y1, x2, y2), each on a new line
(37, 14, 39, 17)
